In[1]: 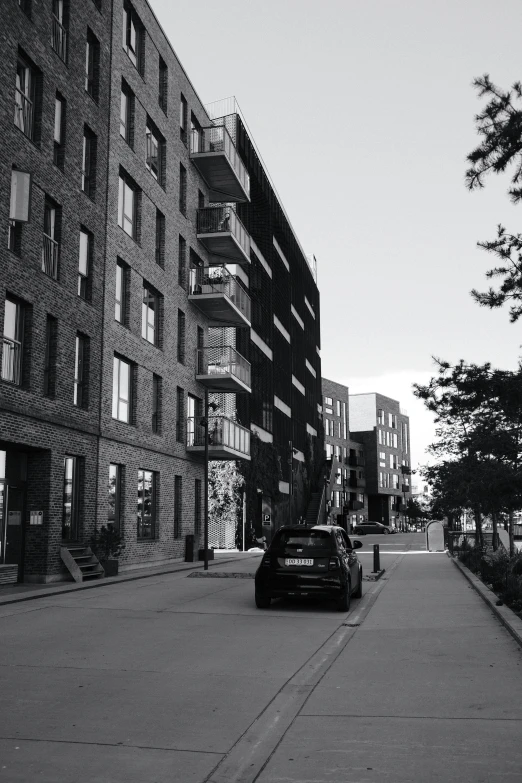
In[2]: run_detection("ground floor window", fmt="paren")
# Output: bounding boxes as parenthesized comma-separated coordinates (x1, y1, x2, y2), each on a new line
(108, 464, 122, 531)
(62, 456, 80, 540)
(137, 469, 156, 539)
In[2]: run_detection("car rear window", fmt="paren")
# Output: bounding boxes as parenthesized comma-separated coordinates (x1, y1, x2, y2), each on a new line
(274, 530, 333, 548)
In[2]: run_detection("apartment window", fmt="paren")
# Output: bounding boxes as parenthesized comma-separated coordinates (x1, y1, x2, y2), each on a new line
(379, 451, 386, 466)
(115, 259, 129, 324)
(198, 190, 205, 210)
(159, 56, 168, 113)
(43, 315, 57, 397)
(179, 163, 187, 215)
(336, 400, 341, 417)
(82, 126, 97, 198)
(178, 235, 186, 289)
(186, 394, 201, 447)
(51, 0, 68, 62)
(392, 474, 400, 490)
(42, 198, 60, 279)
(325, 443, 333, 459)
(118, 171, 138, 239)
(324, 396, 333, 406)
(123, 1, 144, 74)
(338, 422, 341, 439)
(152, 374, 162, 433)
(146, 120, 165, 187)
(176, 387, 184, 442)
(142, 284, 160, 346)
(194, 478, 202, 536)
(85, 29, 100, 101)
(190, 114, 202, 152)
(390, 454, 398, 470)
(54, 93, 65, 168)
(155, 210, 165, 267)
(14, 54, 38, 142)
(196, 325, 204, 373)
(377, 409, 384, 425)
(180, 94, 187, 144)
(112, 355, 132, 423)
(108, 464, 122, 531)
(2, 297, 24, 385)
(78, 228, 92, 299)
(120, 80, 134, 146)
(62, 456, 80, 540)
(378, 429, 383, 445)
(174, 475, 182, 537)
(8, 169, 31, 255)
(137, 469, 156, 539)
(177, 309, 185, 363)
(393, 433, 398, 449)
(74, 333, 88, 408)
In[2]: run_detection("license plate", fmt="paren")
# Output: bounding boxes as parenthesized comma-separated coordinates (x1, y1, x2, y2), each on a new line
(285, 558, 313, 566)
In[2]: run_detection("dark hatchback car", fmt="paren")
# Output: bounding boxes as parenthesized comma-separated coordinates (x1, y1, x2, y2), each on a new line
(353, 521, 392, 535)
(254, 524, 363, 611)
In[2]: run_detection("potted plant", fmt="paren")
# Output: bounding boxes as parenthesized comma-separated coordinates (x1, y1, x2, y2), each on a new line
(91, 524, 125, 577)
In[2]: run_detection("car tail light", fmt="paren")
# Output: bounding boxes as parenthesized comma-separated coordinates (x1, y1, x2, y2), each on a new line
(328, 556, 340, 571)
(261, 555, 271, 568)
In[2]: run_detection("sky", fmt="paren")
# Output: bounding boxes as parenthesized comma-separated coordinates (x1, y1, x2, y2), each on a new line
(150, 0, 522, 472)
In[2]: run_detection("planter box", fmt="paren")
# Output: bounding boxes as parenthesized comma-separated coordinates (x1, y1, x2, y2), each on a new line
(198, 548, 214, 561)
(101, 559, 119, 577)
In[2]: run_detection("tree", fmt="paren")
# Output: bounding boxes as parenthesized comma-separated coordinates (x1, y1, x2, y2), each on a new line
(208, 460, 244, 549)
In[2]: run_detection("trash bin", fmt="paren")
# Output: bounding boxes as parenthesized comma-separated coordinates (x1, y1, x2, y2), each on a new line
(198, 548, 214, 561)
(185, 534, 195, 562)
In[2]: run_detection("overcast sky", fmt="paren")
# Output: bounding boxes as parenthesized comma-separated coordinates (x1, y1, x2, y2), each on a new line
(151, 0, 522, 471)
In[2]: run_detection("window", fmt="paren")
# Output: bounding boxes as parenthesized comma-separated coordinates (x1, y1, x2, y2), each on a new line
(378, 429, 382, 445)
(18, 0, 31, 17)
(15, 54, 38, 141)
(115, 259, 129, 324)
(8, 168, 31, 254)
(377, 409, 384, 425)
(390, 454, 398, 470)
(336, 400, 341, 417)
(190, 113, 201, 152)
(108, 464, 122, 531)
(78, 228, 91, 299)
(179, 163, 187, 215)
(142, 284, 160, 346)
(186, 394, 201, 447)
(198, 189, 205, 210)
(393, 433, 398, 449)
(159, 56, 168, 113)
(178, 235, 186, 289)
(123, 1, 143, 74)
(137, 469, 156, 539)
(43, 315, 57, 397)
(180, 94, 187, 144)
(118, 171, 138, 239)
(338, 421, 341, 439)
(177, 309, 185, 363)
(54, 93, 65, 168)
(2, 297, 24, 385)
(51, 0, 67, 62)
(74, 333, 88, 408)
(112, 355, 132, 423)
(155, 210, 165, 267)
(342, 402, 347, 439)
(146, 120, 165, 187)
(120, 80, 134, 146)
(82, 126, 97, 198)
(174, 475, 182, 537)
(324, 396, 333, 406)
(152, 374, 162, 433)
(176, 387, 184, 442)
(379, 451, 386, 467)
(42, 198, 60, 279)
(392, 474, 400, 490)
(62, 456, 80, 540)
(85, 29, 100, 101)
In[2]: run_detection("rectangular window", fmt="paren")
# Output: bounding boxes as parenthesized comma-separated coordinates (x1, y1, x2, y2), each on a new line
(118, 171, 138, 239)
(146, 120, 165, 187)
(324, 396, 332, 406)
(78, 228, 91, 299)
(152, 374, 161, 433)
(393, 433, 398, 449)
(177, 309, 185, 363)
(198, 189, 205, 210)
(2, 297, 24, 385)
(123, 1, 143, 74)
(74, 333, 88, 408)
(42, 198, 60, 279)
(377, 409, 384, 425)
(159, 56, 168, 113)
(179, 163, 187, 215)
(82, 126, 97, 198)
(180, 94, 187, 144)
(137, 469, 156, 539)
(85, 29, 100, 101)
(378, 429, 382, 445)
(174, 475, 182, 537)
(54, 93, 65, 168)
(43, 315, 57, 397)
(108, 463, 122, 531)
(62, 456, 79, 540)
(176, 387, 184, 442)
(338, 421, 341, 439)
(142, 284, 160, 346)
(120, 80, 134, 146)
(178, 235, 186, 289)
(194, 478, 202, 537)
(154, 209, 165, 267)
(15, 54, 37, 141)
(8, 168, 31, 254)
(112, 355, 132, 423)
(51, 0, 68, 62)
(336, 400, 341, 417)
(115, 259, 129, 324)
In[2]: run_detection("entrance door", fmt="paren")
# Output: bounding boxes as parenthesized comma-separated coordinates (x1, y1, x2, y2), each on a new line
(4, 485, 25, 575)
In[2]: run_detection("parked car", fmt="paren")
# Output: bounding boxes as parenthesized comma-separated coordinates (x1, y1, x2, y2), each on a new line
(353, 521, 392, 535)
(254, 524, 363, 611)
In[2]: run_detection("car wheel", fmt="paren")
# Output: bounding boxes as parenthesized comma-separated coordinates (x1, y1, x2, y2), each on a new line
(353, 567, 363, 599)
(383, 529, 390, 534)
(255, 592, 271, 609)
(336, 581, 351, 612)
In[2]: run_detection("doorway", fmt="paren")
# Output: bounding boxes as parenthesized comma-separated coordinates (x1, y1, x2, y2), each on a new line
(0, 450, 28, 580)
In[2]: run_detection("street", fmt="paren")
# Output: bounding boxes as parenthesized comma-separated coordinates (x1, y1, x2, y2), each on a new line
(1, 531, 522, 782)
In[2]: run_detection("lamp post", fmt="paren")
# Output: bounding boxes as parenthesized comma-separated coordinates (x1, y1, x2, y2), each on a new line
(203, 388, 209, 571)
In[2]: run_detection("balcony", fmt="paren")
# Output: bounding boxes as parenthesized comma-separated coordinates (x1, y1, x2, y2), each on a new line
(196, 346, 251, 393)
(348, 454, 365, 467)
(14, 89, 34, 140)
(42, 234, 59, 279)
(196, 207, 250, 265)
(186, 416, 251, 461)
(190, 125, 250, 202)
(1, 337, 22, 385)
(348, 499, 364, 511)
(349, 476, 366, 489)
(51, 15, 67, 62)
(188, 266, 251, 327)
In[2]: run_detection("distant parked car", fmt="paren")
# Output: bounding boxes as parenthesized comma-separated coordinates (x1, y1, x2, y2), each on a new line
(353, 521, 391, 535)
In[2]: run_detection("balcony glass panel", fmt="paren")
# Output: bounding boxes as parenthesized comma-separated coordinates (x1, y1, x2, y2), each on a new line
(189, 265, 251, 322)
(186, 416, 250, 457)
(42, 234, 59, 279)
(196, 346, 251, 388)
(196, 206, 250, 260)
(190, 125, 250, 199)
(2, 337, 22, 385)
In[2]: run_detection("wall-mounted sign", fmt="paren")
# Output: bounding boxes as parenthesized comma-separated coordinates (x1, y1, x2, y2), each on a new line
(7, 511, 21, 526)
(30, 510, 44, 526)
(263, 514, 271, 523)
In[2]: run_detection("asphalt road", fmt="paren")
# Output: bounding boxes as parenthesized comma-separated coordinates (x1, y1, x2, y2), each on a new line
(1, 531, 521, 782)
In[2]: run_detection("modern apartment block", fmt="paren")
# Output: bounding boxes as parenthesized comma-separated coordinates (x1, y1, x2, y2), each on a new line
(0, 0, 321, 582)
(349, 393, 412, 528)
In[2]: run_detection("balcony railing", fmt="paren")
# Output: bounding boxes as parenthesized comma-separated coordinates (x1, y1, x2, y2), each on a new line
(196, 206, 250, 263)
(186, 415, 250, 457)
(52, 15, 67, 61)
(42, 234, 59, 279)
(189, 265, 251, 323)
(347, 454, 365, 467)
(14, 89, 34, 140)
(191, 125, 250, 200)
(196, 345, 251, 389)
(2, 337, 22, 385)
(349, 476, 366, 488)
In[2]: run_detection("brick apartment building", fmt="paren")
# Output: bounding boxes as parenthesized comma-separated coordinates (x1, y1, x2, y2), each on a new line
(349, 393, 412, 529)
(0, 0, 321, 582)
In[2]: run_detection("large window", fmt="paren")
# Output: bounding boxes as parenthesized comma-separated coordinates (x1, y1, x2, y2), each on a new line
(118, 171, 138, 239)
(54, 93, 65, 168)
(179, 163, 187, 215)
(146, 120, 165, 187)
(8, 168, 31, 255)
(178, 235, 186, 289)
(2, 297, 24, 385)
(51, 0, 67, 62)
(43, 315, 57, 397)
(42, 197, 60, 279)
(179, 94, 187, 144)
(159, 56, 168, 113)
(115, 259, 129, 324)
(155, 210, 165, 267)
(78, 229, 91, 299)
(142, 284, 160, 346)
(137, 469, 156, 539)
(177, 309, 185, 363)
(120, 80, 134, 146)
(176, 386, 184, 442)
(174, 475, 182, 538)
(152, 374, 161, 433)
(108, 463, 122, 531)
(85, 29, 100, 101)
(74, 333, 88, 408)
(62, 456, 80, 540)
(194, 479, 201, 536)
(123, 1, 143, 74)
(112, 355, 132, 423)
(82, 127, 97, 198)
(14, 55, 36, 141)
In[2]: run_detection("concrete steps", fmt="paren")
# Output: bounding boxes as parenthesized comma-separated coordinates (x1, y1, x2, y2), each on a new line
(60, 545, 104, 583)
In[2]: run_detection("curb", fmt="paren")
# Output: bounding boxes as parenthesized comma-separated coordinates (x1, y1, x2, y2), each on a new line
(451, 556, 522, 649)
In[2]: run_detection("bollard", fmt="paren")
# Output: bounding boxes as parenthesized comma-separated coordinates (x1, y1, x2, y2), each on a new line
(373, 544, 380, 573)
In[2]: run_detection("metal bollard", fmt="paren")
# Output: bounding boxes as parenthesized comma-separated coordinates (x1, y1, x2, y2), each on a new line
(373, 544, 380, 573)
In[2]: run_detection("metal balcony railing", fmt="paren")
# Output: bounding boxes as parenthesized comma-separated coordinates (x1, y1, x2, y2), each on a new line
(196, 206, 250, 260)
(2, 337, 22, 385)
(191, 125, 250, 199)
(196, 346, 251, 388)
(14, 89, 34, 140)
(186, 415, 250, 456)
(189, 266, 251, 322)
(42, 234, 59, 279)
(52, 15, 67, 61)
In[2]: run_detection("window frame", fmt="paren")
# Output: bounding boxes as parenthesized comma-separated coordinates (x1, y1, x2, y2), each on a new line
(137, 468, 157, 540)
(112, 354, 132, 423)
(108, 463, 122, 531)
(2, 296, 24, 386)
(74, 332, 87, 408)
(115, 259, 129, 324)
(142, 284, 160, 346)
(118, 171, 137, 239)
(78, 228, 91, 299)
